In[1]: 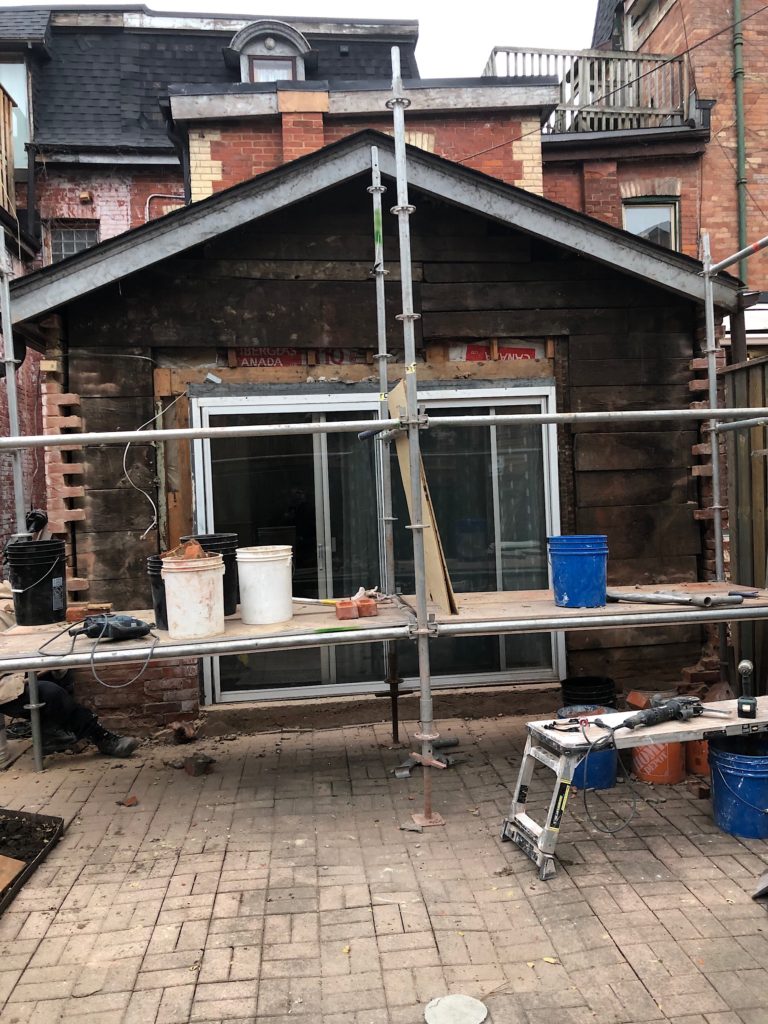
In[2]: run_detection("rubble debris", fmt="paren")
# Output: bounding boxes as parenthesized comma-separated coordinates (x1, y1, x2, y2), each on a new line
(116, 795, 139, 807)
(183, 753, 215, 777)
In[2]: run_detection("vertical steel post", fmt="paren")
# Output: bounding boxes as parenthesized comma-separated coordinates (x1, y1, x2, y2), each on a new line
(26, 671, 44, 772)
(0, 229, 26, 533)
(1, 230, 45, 769)
(388, 48, 442, 825)
(702, 231, 728, 683)
(369, 145, 401, 743)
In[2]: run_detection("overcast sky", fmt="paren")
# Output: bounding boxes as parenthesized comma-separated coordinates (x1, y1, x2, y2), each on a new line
(27, 1, 599, 77)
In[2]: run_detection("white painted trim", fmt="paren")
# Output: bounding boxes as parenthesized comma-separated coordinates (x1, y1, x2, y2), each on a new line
(39, 153, 180, 166)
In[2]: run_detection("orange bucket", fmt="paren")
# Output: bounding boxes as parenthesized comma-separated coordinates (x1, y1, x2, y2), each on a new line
(632, 742, 685, 785)
(686, 739, 710, 777)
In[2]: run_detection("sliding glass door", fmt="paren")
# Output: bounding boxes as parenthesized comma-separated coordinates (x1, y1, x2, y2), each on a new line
(192, 386, 561, 702)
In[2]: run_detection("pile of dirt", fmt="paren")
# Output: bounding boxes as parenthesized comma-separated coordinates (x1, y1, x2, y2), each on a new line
(0, 811, 59, 864)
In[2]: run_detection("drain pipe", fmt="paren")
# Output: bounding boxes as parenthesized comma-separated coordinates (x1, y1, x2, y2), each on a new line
(733, 0, 748, 283)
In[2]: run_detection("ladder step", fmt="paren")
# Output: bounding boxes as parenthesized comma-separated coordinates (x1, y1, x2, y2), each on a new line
(529, 746, 561, 772)
(513, 812, 543, 840)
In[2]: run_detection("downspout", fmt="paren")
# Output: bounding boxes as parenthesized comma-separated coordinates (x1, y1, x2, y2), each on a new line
(733, 0, 747, 282)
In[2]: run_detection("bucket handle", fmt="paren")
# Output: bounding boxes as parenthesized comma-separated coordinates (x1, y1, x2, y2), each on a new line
(712, 760, 768, 816)
(9, 556, 63, 595)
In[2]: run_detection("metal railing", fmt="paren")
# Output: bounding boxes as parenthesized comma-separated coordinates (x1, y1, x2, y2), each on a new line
(0, 85, 14, 215)
(484, 46, 688, 134)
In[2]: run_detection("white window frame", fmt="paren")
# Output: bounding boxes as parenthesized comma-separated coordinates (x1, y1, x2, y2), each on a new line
(622, 198, 679, 251)
(191, 384, 565, 703)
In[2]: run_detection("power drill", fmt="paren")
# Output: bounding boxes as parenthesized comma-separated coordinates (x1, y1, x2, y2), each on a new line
(68, 614, 153, 641)
(616, 696, 729, 732)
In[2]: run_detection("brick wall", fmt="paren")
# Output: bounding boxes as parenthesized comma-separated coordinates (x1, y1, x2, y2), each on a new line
(544, 153, 702, 257)
(33, 165, 185, 248)
(190, 111, 543, 197)
(0, 347, 46, 550)
(641, 0, 768, 285)
(70, 657, 201, 734)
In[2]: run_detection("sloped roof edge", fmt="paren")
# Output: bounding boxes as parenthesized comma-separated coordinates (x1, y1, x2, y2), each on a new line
(10, 129, 740, 324)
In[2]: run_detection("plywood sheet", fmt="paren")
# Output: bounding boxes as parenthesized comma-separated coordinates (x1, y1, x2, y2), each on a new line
(387, 381, 457, 615)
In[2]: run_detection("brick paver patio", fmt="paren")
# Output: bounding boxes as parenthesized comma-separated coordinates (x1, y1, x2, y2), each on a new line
(1, 714, 767, 1023)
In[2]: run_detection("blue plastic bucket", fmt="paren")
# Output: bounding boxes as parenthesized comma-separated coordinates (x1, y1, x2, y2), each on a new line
(548, 534, 608, 608)
(709, 735, 768, 839)
(557, 705, 617, 790)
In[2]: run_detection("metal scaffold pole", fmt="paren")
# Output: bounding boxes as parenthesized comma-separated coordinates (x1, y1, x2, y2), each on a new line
(0, 229, 44, 772)
(368, 145, 401, 744)
(701, 231, 728, 684)
(388, 48, 443, 827)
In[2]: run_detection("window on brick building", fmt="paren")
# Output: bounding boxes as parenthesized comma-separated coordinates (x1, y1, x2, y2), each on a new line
(249, 56, 296, 82)
(623, 200, 678, 250)
(49, 222, 100, 263)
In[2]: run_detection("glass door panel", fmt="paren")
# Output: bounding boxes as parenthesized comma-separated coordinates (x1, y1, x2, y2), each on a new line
(496, 418, 551, 668)
(208, 412, 323, 691)
(324, 411, 382, 685)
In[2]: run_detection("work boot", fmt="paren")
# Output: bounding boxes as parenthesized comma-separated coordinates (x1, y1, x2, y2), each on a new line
(96, 731, 140, 757)
(41, 727, 77, 754)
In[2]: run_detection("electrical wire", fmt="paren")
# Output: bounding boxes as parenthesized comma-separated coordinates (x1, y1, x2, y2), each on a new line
(459, 4, 768, 167)
(87, 616, 159, 689)
(578, 721, 639, 835)
(122, 391, 187, 540)
(37, 615, 158, 688)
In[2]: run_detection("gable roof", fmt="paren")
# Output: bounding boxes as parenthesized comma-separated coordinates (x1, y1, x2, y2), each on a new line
(10, 129, 740, 323)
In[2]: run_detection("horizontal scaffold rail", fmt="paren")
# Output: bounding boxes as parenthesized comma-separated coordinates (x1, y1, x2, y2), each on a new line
(0, 407, 767, 451)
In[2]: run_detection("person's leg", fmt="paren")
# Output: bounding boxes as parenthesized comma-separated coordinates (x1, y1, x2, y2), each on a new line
(0, 679, 139, 757)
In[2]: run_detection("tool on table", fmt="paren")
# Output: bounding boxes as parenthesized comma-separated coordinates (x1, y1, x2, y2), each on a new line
(68, 614, 153, 641)
(606, 589, 744, 609)
(603, 696, 731, 733)
(38, 614, 158, 690)
(393, 736, 461, 778)
(738, 696, 758, 719)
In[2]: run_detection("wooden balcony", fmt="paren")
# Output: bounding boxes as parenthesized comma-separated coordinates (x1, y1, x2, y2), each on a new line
(0, 84, 15, 216)
(484, 47, 689, 134)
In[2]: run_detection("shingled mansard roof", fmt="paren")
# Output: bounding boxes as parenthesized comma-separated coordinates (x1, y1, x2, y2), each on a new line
(592, 0, 621, 48)
(9, 129, 741, 325)
(0, 6, 50, 43)
(4, 6, 419, 152)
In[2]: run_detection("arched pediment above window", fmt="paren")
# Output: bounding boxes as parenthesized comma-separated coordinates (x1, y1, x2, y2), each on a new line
(226, 20, 311, 83)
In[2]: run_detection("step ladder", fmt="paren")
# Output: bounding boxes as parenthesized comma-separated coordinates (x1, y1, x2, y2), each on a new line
(500, 733, 582, 880)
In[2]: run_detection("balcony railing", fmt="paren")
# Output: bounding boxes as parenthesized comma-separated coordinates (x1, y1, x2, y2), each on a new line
(484, 47, 689, 134)
(0, 85, 14, 216)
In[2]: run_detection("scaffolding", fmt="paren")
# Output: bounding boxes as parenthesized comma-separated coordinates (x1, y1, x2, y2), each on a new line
(1, 50, 767, 836)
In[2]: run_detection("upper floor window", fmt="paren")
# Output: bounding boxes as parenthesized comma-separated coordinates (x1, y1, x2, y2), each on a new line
(623, 199, 678, 250)
(0, 59, 29, 171)
(49, 221, 99, 264)
(249, 56, 296, 83)
(228, 20, 311, 84)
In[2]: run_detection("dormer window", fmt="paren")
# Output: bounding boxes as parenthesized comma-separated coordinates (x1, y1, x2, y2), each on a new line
(250, 55, 296, 83)
(228, 20, 311, 84)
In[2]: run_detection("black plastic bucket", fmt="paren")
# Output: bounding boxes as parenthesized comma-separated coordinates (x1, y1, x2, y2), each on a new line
(4, 539, 67, 626)
(147, 554, 168, 631)
(561, 675, 617, 709)
(180, 533, 239, 615)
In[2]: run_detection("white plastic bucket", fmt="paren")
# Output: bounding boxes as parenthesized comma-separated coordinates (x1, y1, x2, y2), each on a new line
(161, 553, 225, 640)
(236, 545, 293, 625)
